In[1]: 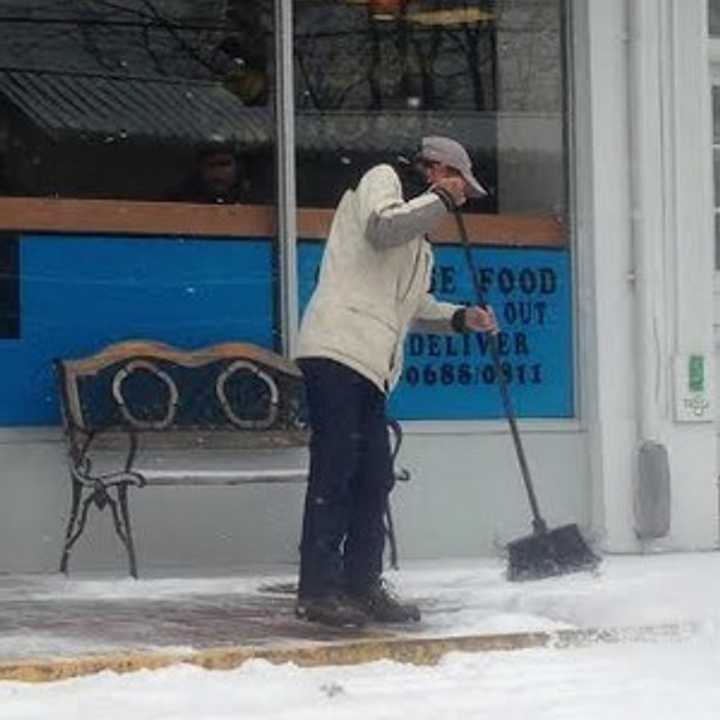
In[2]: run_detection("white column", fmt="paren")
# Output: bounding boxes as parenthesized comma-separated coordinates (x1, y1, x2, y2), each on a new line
(275, 0, 299, 357)
(575, 0, 639, 551)
(578, 0, 717, 551)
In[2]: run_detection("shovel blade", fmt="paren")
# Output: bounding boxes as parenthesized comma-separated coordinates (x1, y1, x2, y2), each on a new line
(507, 523, 600, 582)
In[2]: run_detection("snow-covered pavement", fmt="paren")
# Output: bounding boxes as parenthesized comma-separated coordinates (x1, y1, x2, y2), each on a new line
(1, 551, 720, 718)
(3, 636, 720, 720)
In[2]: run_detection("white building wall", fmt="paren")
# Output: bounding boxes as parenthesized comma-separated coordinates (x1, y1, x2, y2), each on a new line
(0, 424, 591, 574)
(579, 0, 718, 552)
(662, 0, 717, 548)
(575, 0, 639, 551)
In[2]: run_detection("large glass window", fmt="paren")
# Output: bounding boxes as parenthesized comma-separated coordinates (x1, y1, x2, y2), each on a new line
(711, 0, 720, 37)
(0, 1, 574, 424)
(293, 0, 568, 219)
(0, 0, 275, 204)
(0, 1, 281, 426)
(294, 0, 573, 420)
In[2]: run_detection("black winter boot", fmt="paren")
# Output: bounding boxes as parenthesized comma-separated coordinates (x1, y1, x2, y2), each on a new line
(351, 580, 421, 623)
(295, 593, 369, 628)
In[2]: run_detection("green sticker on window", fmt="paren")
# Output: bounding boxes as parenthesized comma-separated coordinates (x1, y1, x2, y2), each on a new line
(688, 355, 705, 393)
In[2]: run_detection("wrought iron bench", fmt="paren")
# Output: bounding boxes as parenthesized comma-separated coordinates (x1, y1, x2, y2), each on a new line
(55, 340, 408, 578)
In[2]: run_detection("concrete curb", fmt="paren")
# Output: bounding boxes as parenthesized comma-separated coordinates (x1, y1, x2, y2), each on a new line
(0, 622, 696, 683)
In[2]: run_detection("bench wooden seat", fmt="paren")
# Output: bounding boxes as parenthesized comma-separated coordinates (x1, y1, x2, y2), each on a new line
(54, 340, 407, 577)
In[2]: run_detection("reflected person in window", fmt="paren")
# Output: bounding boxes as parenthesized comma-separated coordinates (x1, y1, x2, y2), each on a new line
(294, 136, 498, 628)
(166, 139, 247, 204)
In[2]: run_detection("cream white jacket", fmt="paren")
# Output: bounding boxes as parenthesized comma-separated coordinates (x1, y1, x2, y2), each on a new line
(296, 163, 463, 393)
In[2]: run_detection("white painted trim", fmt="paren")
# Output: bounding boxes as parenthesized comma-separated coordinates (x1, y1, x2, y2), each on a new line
(397, 419, 584, 436)
(274, 0, 299, 358)
(564, 0, 584, 426)
(627, 0, 668, 444)
(567, 0, 597, 437)
(569, 0, 604, 541)
(0, 427, 63, 444)
(576, 0, 640, 552)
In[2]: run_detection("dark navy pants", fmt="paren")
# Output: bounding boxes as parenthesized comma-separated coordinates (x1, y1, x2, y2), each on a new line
(296, 358, 394, 599)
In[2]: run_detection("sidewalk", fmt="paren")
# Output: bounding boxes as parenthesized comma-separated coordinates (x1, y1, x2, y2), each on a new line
(1, 552, 718, 681)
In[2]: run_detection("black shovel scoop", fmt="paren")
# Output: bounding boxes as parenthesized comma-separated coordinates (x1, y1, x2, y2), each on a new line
(454, 210, 600, 581)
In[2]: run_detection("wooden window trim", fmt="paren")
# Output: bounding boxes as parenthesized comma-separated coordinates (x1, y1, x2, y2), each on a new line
(0, 197, 566, 247)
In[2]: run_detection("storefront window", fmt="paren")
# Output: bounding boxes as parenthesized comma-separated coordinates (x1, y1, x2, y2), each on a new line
(0, 1, 281, 426)
(293, 0, 567, 217)
(710, 0, 720, 37)
(294, 0, 573, 420)
(0, 0, 275, 203)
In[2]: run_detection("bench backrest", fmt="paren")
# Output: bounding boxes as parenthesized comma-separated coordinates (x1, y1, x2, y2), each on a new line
(55, 340, 309, 452)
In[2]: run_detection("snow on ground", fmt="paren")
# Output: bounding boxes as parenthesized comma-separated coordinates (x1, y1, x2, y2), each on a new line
(2, 551, 720, 719)
(2, 633, 720, 719)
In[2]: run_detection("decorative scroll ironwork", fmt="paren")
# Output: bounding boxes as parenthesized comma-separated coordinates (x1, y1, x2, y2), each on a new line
(215, 359, 279, 430)
(112, 359, 179, 430)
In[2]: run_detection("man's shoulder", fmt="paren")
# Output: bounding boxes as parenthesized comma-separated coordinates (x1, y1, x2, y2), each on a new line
(357, 163, 401, 194)
(362, 163, 399, 180)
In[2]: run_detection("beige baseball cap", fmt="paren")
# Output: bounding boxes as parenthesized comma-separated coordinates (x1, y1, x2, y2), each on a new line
(419, 136, 488, 197)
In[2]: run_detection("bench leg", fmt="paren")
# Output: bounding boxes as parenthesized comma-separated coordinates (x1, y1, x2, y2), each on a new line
(59, 485, 101, 573)
(115, 484, 139, 579)
(59, 474, 83, 574)
(60, 478, 140, 578)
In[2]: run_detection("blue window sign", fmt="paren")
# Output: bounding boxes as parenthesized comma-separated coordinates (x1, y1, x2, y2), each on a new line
(298, 240, 573, 419)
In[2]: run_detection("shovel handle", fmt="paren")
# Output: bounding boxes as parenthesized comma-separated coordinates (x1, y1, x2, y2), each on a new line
(454, 210, 547, 534)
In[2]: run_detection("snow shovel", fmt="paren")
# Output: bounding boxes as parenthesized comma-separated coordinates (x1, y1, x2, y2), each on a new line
(453, 210, 600, 581)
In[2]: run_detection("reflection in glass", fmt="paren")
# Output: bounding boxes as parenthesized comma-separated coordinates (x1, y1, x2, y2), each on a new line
(0, 0, 275, 203)
(0, 234, 19, 339)
(293, 0, 568, 228)
(710, 0, 720, 36)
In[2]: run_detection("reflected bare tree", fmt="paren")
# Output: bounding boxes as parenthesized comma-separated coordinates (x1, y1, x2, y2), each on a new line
(0, 0, 272, 104)
(293, 0, 563, 114)
(294, 0, 497, 112)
